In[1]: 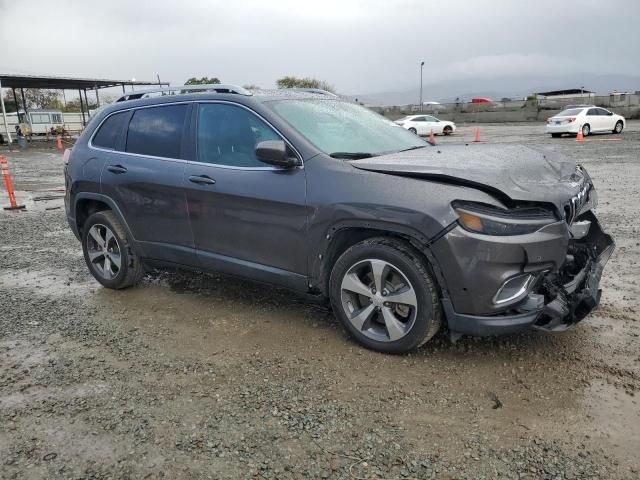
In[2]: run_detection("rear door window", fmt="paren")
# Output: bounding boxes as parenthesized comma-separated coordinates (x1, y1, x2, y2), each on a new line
(92, 111, 128, 150)
(587, 108, 598, 116)
(125, 104, 189, 158)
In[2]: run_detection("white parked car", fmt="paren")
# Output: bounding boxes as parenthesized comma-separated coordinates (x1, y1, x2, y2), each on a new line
(395, 115, 456, 136)
(546, 106, 625, 138)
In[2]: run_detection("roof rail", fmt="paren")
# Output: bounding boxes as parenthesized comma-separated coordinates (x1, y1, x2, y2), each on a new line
(115, 84, 252, 102)
(287, 88, 339, 98)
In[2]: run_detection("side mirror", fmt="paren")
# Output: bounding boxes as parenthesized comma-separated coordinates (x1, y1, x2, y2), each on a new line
(255, 140, 301, 168)
(608, 112, 613, 116)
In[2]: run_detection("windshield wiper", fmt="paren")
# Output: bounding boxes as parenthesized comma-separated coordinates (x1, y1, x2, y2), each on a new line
(329, 152, 376, 160)
(398, 145, 428, 152)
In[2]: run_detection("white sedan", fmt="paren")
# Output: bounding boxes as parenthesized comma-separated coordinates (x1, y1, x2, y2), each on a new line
(546, 106, 625, 137)
(395, 115, 456, 136)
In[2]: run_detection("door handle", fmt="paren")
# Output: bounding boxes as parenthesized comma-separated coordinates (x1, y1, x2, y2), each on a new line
(188, 175, 216, 185)
(107, 165, 127, 174)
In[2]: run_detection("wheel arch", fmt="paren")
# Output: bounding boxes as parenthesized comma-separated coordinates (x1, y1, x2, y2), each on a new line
(312, 221, 450, 302)
(74, 193, 142, 255)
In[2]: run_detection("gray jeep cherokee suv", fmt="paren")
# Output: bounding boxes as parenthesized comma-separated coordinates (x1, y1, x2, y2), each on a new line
(64, 86, 614, 353)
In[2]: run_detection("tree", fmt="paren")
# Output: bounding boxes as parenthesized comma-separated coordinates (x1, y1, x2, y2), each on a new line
(276, 76, 335, 93)
(61, 99, 99, 113)
(184, 77, 221, 85)
(24, 89, 61, 109)
(1, 92, 18, 112)
(2, 89, 61, 111)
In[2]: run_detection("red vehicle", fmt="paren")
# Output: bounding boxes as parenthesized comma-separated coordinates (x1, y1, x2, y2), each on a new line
(471, 97, 494, 104)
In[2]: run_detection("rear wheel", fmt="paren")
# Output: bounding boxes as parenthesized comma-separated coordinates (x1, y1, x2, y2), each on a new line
(329, 237, 442, 354)
(613, 120, 623, 134)
(81, 210, 143, 289)
(408, 127, 417, 134)
(443, 126, 453, 135)
(581, 124, 590, 136)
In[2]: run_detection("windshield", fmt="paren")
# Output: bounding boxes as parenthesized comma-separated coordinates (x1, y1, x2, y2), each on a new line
(268, 100, 427, 157)
(556, 108, 584, 117)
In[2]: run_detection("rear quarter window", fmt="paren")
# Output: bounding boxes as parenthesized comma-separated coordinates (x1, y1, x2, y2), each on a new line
(92, 111, 129, 150)
(125, 104, 189, 158)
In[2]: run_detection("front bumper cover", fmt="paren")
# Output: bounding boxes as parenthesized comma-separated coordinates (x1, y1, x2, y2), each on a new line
(444, 211, 614, 336)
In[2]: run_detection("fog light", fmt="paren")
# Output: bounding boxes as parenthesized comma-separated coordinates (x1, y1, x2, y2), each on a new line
(493, 273, 536, 305)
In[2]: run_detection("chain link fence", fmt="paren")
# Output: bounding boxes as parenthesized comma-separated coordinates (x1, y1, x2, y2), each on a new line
(372, 93, 640, 123)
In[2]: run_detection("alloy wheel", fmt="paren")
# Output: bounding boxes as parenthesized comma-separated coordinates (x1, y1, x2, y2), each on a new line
(340, 259, 418, 342)
(86, 224, 122, 280)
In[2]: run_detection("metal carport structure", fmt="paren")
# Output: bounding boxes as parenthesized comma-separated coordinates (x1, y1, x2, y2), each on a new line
(0, 74, 168, 144)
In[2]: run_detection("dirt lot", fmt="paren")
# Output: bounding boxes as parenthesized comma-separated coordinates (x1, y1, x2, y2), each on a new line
(1, 123, 639, 479)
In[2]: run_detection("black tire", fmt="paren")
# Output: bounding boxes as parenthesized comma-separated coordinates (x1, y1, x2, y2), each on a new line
(551, 133, 562, 138)
(329, 237, 442, 354)
(581, 124, 590, 136)
(408, 127, 417, 134)
(613, 120, 623, 134)
(443, 126, 453, 136)
(81, 210, 144, 289)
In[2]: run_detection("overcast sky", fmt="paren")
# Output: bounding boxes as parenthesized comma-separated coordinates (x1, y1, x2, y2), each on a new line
(1, 0, 639, 95)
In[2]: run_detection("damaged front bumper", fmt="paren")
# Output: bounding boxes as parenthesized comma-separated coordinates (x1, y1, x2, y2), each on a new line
(443, 211, 614, 336)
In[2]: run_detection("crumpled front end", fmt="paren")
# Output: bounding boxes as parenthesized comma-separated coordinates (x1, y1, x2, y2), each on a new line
(440, 208, 614, 336)
(532, 210, 614, 331)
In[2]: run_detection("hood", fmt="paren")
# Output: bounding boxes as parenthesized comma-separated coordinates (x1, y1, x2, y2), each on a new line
(350, 144, 589, 211)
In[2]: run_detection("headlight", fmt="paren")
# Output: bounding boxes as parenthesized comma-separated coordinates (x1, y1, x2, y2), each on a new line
(453, 201, 558, 236)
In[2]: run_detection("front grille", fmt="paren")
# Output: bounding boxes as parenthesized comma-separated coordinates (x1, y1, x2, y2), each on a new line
(564, 181, 591, 225)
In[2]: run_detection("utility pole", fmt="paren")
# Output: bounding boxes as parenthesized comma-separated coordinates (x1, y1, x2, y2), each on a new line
(420, 61, 425, 112)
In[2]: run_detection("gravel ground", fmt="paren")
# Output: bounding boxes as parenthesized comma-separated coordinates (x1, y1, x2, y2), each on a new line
(1, 122, 639, 479)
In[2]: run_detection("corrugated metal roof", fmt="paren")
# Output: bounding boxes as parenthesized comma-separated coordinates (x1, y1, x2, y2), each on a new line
(536, 88, 593, 96)
(0, 73, 167, 90)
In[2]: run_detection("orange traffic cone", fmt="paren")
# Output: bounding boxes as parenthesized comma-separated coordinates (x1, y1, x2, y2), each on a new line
(473, 127, 481, 142)
(576, 126, 584, 142)
(56, 136, 63, 150)
(428, 129, 436, 145)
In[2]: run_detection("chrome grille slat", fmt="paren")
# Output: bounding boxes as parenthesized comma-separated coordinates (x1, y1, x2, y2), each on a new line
(565, 181, 591, 225)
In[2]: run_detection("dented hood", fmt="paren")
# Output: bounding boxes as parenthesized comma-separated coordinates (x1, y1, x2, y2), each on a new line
(350, 144, 588, 210)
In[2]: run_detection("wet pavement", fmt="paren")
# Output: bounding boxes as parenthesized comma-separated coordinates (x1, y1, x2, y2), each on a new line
(1, 123, 639, 479)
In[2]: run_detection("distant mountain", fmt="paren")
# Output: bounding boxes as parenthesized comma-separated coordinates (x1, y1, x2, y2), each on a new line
(350, 74, 640, 106)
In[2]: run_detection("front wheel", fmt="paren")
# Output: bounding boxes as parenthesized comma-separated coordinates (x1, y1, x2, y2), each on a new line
(81, 210, 144, 289)
(613, 121, 623, 134)
(408, 127, 417, 134)
(443, 126, 453, 135)
(329, 238, 442, 354)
